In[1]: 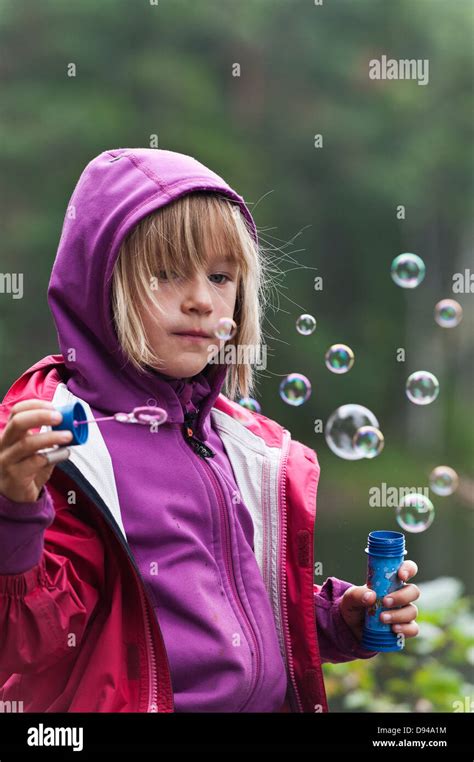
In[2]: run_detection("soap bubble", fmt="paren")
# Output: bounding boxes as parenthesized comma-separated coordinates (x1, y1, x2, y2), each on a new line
(279, 373, 312, 407)
(396, 493, 435, 533)
(391, 253, 426, 288)
(434, 299, 463, 328)
(406, 371, 440, 405)
(296, 314, 317, 336)
(325, 344, 355, 374)
(213, 317, 237, 340)
(238, 397, 261, 413)
(325, 404, 380, 460)
(352, 426, 385, 459)
(429, 466, 459, 496)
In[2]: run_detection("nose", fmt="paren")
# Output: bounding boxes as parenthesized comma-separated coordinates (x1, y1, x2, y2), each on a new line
(181, 271, 214, 315)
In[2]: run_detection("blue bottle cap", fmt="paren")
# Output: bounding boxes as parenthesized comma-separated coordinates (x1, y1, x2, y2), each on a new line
(365, 530, 406, 557)
(51, 402, 89, 445)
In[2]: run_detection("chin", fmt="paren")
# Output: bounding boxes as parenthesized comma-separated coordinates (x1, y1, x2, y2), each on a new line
(173, 362, 207, 378)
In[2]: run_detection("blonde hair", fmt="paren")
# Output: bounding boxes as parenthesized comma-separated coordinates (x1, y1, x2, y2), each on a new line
(111, 192, 266, 401)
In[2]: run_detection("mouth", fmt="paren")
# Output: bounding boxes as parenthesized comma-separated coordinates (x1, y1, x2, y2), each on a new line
(172, 332, 212, 342)
(173, 328, 212, 337)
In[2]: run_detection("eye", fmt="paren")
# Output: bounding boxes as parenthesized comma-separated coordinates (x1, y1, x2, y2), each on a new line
(209, 273, 231, 285)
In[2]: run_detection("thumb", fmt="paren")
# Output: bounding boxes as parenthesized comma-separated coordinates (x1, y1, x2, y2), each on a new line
(348, 585, 377, 607)
(341, 585, 376, 628)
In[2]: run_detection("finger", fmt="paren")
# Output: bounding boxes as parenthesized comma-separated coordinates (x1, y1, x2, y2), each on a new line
(2, 407, 62, 448)
(4, 429, 73, 465)
(8, 445, 71, 477)
(398, 560, 418, 581)
(7, 399, 57, 421)
(391, 621, 419, 638)
(380, 603, 418, 624)
(383, 583, 420, 608)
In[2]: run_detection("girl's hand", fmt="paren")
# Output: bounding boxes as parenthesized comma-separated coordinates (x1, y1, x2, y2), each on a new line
(0, 399, 73, 503)
(339, 560, 420, 642)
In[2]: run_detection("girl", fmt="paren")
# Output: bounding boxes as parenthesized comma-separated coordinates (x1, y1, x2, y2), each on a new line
(0, 148, 420, 712)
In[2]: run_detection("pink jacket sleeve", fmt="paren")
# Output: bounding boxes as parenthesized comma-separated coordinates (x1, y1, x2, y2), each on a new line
(0, 485, 101, 674)
(315, 576, 379, 663)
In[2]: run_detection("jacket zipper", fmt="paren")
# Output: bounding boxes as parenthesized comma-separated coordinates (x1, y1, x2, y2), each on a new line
(183, 416, 262, 711)
(57, 460, 173, 713)
(279, 429, 304, 712)
(137, 575, 159, 712)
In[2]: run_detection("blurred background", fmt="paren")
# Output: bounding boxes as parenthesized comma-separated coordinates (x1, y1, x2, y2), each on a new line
(0, 0, 472, 711)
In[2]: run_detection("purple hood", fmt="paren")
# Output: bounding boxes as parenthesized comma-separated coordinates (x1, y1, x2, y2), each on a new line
(47, 147, 258, 440)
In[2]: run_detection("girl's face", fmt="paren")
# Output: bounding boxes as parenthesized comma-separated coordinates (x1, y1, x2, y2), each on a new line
(139, 255, 240, 379)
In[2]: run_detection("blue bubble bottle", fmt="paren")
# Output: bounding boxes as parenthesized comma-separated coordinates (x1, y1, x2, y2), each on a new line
(361, 530, 407, 652)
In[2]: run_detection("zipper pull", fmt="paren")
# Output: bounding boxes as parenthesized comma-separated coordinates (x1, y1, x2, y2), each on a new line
(183, 423, 215, 459)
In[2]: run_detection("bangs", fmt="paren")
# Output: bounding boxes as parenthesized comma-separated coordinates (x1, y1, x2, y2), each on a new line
(142, 192, 246, 285)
